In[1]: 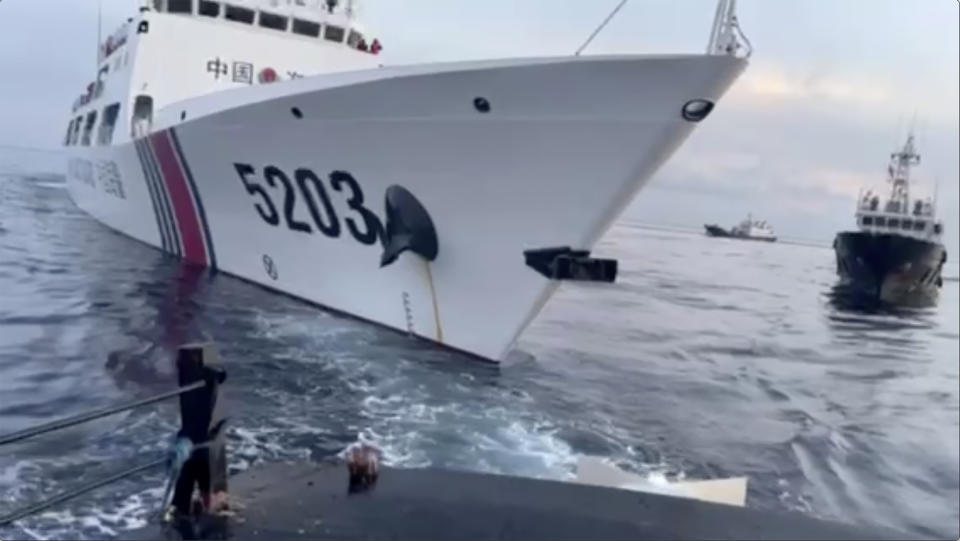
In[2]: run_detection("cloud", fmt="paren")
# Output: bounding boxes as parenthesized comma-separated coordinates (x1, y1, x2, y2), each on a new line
(743, 70, 891, 107)
(643, 52, 959, 245)
(671, 151, 763, 182)
(729, 60, 957, 123)
(805, 168, 873, 199)
(734, 66, 886, 116)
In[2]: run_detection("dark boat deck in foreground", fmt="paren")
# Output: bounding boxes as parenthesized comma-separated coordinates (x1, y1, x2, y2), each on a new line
(130, 462, 905, 541)
(2, 345, 912, 541)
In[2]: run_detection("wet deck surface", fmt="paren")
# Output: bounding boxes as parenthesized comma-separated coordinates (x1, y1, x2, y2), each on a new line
(131, 463, 905, 540)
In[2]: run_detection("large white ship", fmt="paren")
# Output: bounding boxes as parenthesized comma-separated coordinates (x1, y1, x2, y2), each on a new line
(63, 0, 751, 362)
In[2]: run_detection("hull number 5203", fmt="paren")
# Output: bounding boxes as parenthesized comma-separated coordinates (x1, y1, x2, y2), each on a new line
(233, 163, 383, 247)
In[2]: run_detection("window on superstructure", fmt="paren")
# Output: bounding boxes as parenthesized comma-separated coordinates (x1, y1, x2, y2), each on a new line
(934, 224, 943, 235)
(324, 25, 345, 43)
(131, 95, 154, 138)
(64, 120, 75, 146)
(71, 116, 83, 145)
(901, 219, 913, 231)
(347, 30, 368, 50)
(224, 5, 255, 24)
(259, 11, 288, 31)
(199, 0, 220, 17)
(81, 111, 98, 146)
(861, 216, 873, 226)
(888, 218, 900, 229)
(875, 217, 886, 227)
(913, 221, 926, 231)
(97, 103, 121, 146)
(94, 64, 109, 100)
(292, 18, 320, 37)
(168, 0, 193, 14)
(347, 29, 361, 47)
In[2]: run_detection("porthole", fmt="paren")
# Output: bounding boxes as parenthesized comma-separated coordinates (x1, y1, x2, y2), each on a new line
(682, 99, 715, 122)
(473, 97, 491, 114)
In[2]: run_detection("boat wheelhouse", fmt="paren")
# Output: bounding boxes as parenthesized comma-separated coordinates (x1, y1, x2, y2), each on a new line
(65, 0, 382, 150)
(730, 214, 775, 241)
(853, 135, 944, 244)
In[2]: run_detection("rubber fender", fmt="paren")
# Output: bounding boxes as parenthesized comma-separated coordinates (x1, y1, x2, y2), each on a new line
(380, 185, 438, 268)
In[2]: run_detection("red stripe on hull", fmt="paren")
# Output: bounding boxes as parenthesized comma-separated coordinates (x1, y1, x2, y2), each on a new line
(151, 131, 208, 266)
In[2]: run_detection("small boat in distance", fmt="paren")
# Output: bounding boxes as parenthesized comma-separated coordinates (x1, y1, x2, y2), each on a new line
(833, 133, 947, 305)
(704, 214, 777, 242)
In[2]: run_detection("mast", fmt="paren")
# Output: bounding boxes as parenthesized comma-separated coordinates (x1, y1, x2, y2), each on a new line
(933, 176, 940, 218)
(885, 134, 920, 214)
(574, 0, 630, 57)
(96, 0, 103, 71)
(707, 0, 752, 58)
(706, 0, 726, 52)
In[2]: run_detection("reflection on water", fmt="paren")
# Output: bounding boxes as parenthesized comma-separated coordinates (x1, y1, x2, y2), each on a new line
(825, 284, 937, 351)
(827, 282, 939, 312)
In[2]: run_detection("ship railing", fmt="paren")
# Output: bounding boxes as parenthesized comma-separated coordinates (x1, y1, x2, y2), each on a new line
(145, 0, 356, 20)
(0, 343, 228, 528)
(707, 0, 753, 58)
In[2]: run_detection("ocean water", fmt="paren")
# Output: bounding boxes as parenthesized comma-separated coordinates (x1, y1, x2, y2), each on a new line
(1, 163, 958, 540)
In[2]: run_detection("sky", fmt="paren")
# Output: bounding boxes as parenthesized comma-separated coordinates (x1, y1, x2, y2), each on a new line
(0, 0, 957, 247)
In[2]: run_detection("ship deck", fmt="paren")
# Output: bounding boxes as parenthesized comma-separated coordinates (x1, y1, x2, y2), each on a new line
(129, 462, 903, 540)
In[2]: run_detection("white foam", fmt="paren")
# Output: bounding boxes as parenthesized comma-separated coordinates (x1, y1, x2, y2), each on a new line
(0, 459, 38, 486)
(230, 425, 309, 469)
(348, 378, 581, 482)
(252, 310, 359, 349)
(18, 484, 166, 541)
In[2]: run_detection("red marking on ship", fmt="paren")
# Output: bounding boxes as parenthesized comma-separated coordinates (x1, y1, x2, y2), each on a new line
(150, 131, 208, 266)
(259, 67, 278, 84)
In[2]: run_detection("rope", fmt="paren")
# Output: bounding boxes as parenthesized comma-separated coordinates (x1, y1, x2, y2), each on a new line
(424, 261, 443, 343)
(0, 381, 206, 447)
(0, 458, 166, 527)
(575, 0, 630, 56)
(160, 436, 195, 513)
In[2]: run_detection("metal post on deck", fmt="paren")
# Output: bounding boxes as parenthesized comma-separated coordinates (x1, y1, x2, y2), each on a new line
(170, 342, 229, 515)
(0, 343, 231, 529)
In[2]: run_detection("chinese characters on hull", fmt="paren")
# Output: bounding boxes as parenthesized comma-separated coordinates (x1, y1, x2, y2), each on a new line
(206, 57, 297, 85)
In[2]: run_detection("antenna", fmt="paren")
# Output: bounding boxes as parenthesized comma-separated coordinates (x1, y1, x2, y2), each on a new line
(918, 114, 928, 161)
(575, 0, 630, 57)
(705, 0, 751, 57)
(893, 114, 903, 150)
(707, 0, 727, 52)
(96, 0, 103, 72)
(934, 175, 939, 215)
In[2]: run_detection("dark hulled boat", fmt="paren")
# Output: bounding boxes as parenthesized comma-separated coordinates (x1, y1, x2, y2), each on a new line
(833, 134, 947, 305)
(704, 224, 732, 238)
(704, 214, 777, 242)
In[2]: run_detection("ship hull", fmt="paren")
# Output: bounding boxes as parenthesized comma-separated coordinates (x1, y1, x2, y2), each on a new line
(704, 225, 776, 242)
(704, 224, 731, 237)
(66, 54, 746, 362)
(833, 231, 947, 305)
